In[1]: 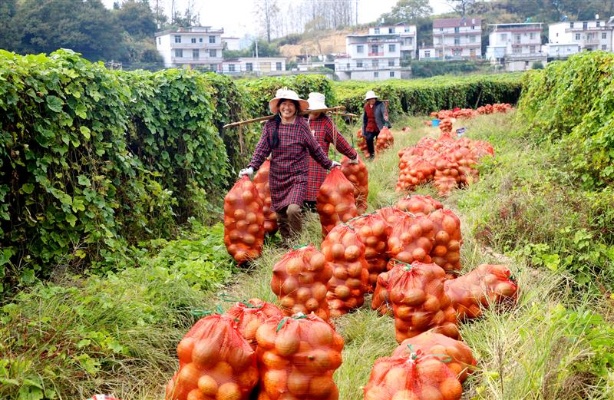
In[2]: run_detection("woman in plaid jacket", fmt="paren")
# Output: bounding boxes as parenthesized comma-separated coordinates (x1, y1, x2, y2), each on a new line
(239, 89, 341, 245)
(304, 92, 358, 211)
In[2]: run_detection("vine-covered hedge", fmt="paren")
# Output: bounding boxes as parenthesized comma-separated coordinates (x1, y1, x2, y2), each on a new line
(333, 73, 523, 119)
(517, 51, 614, 189)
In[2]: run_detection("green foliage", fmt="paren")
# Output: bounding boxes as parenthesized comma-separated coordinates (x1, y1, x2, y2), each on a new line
(333, 73, 523, 118)
(516, 51, 614, 189)
(410, 59, 483, 78)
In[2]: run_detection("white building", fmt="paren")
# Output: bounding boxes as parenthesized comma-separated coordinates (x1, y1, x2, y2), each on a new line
(220, 57, 286, 76)
(222, 37, 241, 52)
(334, 25, 415, 81)
(548, 18, 613, 53)
(485, 23, 547, 71)
(155, 26, 224, 70)
(429, 17, 482, 60)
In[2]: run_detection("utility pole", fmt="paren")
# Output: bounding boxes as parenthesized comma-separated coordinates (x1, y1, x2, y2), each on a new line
(355, 0, 358, 26)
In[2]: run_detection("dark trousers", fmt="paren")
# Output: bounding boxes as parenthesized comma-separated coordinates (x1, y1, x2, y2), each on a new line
(364, 131, 378, 157)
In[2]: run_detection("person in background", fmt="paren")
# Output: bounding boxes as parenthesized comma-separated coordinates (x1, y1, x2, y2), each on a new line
(239, 88, 341, 245)
(362, 90, 390, 161)
(304, 92, 358, 211)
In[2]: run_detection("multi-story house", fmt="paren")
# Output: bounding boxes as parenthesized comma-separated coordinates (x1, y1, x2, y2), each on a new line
(220, 57, 286, 76)
(548, 18, 613, 54)
(155, 26, 224, 70)
(334, 25, 416, 81)
(485, 23, 547, 71)
(427, 17, 482, 60)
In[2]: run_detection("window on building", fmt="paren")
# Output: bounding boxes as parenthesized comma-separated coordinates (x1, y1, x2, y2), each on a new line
(500, 33, 507, 41)
(408, 37, 413, 45)
(374, 28, 380, 34)
(515, 34, 521, 44)
(357, 45, 364, 53)
(346, 63, 350, 69)
(357, 61, 363, 68)
(246, 63, 253, 71)
(390, 71, 395, 77)
(453, 49, 462, 56)
(157, 37, 161, 45)
(454, 36, 460, 45)
(530, 33, 536, 40)
(229, 64, 235, 72)
(209, 36, 216, 43)
(372, 59, 379, 68)
(199, 38, 203, 42)
(454, 27, 459, 33)
(276, 62, 282, 70)
(209, 49, 217, 57)
(425, 50, 431, 58)
(583, 22, 588, 30)
(597, 21, 601, 27)
(575, 33, 581, 41)
(530, 45, 536, 53)
(174, 35, 181, 43)
(470, 35, 476, 43)
(174, 49, 183, 57)
(191, 38, 196, 43)
(389, 44, 396, 52)
(512, 46, 521, 54)
(404, 27, 410, 32)
(388, 60, 395, 67)
(389, 28, 394, 34)
(603, 32, 607, 39)
(210, 64, 216, 71)
(602, 45, 607, 50)
(570, 22, 574, 28)
(371, 45, 379, 55)
(374, 71, 379, 78)
(193, 49, 199, 59)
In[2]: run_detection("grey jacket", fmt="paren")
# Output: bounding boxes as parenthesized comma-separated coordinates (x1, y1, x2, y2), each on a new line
(362, 101, 387, 134)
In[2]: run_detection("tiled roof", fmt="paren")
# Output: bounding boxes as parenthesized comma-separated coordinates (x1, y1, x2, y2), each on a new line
(433, 18, 481, 29)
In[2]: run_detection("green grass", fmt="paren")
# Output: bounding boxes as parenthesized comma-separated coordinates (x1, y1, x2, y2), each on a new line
(2, 111, 613, 399)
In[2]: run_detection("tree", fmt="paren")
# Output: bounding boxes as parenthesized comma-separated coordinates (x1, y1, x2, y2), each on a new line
(381, 0, 433, 24)
(114, 0, 157, 38)
(446, 0, 476, 16)
(0, 0, 18, 50)
(12, 0, 124, 61)
(255, 0, 280, 43)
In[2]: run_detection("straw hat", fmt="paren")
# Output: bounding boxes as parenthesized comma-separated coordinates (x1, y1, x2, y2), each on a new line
(269, 88, 309, 114)
(364, 90, 378, 101)
(306, 92, 328, 111)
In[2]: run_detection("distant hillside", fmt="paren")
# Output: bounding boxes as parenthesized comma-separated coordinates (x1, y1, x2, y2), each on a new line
(279, 29, 367, 60)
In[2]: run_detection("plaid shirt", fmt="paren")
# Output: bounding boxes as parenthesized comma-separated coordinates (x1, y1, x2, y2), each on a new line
(248, 117, 332, 211)
(306, 115, 358, 202)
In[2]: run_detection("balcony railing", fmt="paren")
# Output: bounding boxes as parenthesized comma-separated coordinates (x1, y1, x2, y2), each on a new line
(368, 52, 385, 56)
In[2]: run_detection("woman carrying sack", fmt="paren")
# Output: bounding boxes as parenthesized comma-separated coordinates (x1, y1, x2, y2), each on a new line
(362, 90, 390, 161)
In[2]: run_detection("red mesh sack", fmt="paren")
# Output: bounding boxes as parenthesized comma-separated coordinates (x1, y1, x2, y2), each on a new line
(378, 206, 407, 228)
(316, 168, 358, 236)
(376, 126, 394, 153)
(388, 261, 459, 342)
(393, 331, 477, 383)
(387, 213, 436, 265)
(347, 213, 390, 291)
(428, 209, 463, 277)
(364, 351, 462, 400)
(166, 314, 258, 400)
(396, 155, 436, 192)
(270, 245, 333, 321)
(340, 155, 369, 214)
(396, 195, 443, 216)
(444, 264, 518, 320)
(256, 313, 344, 400)
(371, 266, 403, 316)
(225, 298, 284, 349)
(223, 176, 265, 264)
(321, 224, 369, 317)
(253, 159, 278, 235)
(356, 129, 369, 158)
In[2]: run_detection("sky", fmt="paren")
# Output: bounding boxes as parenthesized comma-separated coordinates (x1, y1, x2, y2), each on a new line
(102, 0, 452, 37)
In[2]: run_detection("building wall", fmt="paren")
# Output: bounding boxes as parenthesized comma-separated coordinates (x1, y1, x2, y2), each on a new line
(155, 27, 224, 69)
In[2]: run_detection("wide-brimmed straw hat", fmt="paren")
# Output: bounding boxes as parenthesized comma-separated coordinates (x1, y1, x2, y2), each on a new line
(269, 88, 309, 114)
(306, 92, 329, 111)
(364, 90, 378, 101)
